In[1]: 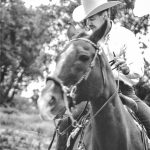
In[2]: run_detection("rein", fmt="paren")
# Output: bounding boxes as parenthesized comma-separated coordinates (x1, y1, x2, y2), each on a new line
(54, 101, 89, 136)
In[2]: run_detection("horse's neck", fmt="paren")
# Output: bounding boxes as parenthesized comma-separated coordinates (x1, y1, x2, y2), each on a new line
(90, 73, 127, 149)
(91, 81, 121, 123)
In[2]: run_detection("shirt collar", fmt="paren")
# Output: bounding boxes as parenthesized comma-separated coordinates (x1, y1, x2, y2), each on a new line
(104, 20, 114, 43)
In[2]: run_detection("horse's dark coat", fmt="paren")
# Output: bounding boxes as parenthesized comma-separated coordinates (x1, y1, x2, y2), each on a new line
(38, 22, 148, 150)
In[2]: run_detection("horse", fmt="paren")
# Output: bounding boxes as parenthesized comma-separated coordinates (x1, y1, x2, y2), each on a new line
(38, 23, 149, 150)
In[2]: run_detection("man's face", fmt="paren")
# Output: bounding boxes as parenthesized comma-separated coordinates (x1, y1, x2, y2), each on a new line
(85, 11, 106, 32)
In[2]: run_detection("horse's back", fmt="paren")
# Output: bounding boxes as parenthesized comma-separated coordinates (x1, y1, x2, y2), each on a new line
(123, 106, 149, 150)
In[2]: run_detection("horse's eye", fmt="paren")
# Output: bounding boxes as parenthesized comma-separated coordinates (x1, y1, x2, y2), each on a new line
(78, 55, 89, 62)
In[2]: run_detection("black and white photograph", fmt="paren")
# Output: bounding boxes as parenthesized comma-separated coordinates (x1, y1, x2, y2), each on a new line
(0, 0, 150, 149)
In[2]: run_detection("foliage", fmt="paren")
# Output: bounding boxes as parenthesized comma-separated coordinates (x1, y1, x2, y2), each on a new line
(0, 101, 55, 149)
(110, 0, 150, 101)
(0, 0, 150, 104)
(0, 0, 53, 103)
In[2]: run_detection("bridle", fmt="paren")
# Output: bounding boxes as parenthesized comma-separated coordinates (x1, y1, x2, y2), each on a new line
(46, 37, 118, 126)
(46, 38, 118, 150)
(64, 38, 102, 99)
(46, 38, 103, 125)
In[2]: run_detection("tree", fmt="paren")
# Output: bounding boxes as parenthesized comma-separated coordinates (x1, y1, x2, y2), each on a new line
(0, 0, 149, 104)
(0, 0, 54, 103)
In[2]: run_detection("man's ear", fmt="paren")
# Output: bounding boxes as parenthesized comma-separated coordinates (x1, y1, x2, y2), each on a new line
(67, 25, 78, 40)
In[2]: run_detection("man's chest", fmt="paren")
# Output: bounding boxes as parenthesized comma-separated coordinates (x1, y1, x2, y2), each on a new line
(99, 37, 127, 61)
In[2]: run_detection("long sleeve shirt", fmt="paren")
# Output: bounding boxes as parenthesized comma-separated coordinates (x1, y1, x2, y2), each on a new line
(98, 22, 144, 86)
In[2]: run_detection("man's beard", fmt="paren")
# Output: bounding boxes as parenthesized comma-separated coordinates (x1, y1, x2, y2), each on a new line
(89, 20, 108, 44)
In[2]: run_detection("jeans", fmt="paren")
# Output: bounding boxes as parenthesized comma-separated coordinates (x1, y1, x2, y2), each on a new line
(119, 81, 150, 138)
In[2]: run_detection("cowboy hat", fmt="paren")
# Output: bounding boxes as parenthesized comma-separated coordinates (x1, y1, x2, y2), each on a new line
(72, 0, 121, 22)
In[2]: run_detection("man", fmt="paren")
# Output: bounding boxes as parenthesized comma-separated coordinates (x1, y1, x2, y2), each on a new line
(72, 0, 150, 138)
(31, 89, 39, 108)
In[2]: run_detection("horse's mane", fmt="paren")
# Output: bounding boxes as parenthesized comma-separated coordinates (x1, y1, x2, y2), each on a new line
(75, 32, 89, 38)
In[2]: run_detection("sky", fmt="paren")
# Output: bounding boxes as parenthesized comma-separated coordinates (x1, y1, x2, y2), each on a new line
(23, 0, 50, 8)
(133, 0, 150, 17)
(22, 0, 150, 17)
(23, 0, 61, 8)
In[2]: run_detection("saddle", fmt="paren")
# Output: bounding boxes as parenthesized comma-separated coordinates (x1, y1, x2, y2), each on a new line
(120, 93, 150, 150)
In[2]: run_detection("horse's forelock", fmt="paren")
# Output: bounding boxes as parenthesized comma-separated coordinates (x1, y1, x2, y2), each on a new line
(75, 32, 88, 38)
(55, 42, 71, 63)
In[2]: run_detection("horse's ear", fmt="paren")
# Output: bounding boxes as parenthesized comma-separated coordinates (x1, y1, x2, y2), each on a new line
(67, 25, 78, 40)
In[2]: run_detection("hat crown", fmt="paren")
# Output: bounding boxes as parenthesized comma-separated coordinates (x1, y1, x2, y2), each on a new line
(72, 0, 121, 22)
(81, 0, 107, 13)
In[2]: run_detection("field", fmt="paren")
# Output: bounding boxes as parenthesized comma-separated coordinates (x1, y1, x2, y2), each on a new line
(0, 97, 56, 150)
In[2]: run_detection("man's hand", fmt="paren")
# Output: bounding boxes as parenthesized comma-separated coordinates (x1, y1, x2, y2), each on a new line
(114, 58, 130, 75)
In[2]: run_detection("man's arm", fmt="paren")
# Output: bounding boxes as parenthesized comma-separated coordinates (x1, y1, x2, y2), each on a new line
(125, 32, 144, 79)
(114, 31, 144, 79)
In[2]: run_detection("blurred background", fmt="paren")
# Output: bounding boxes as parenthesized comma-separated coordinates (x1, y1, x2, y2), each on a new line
(0, 0, 150, 149)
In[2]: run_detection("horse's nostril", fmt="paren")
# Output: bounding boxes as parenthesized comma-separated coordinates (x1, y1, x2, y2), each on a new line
(49, 96, 55, 106)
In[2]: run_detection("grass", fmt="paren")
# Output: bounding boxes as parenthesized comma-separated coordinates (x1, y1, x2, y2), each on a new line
(0, 96, 55, 138)
(0, 96, 57, 150)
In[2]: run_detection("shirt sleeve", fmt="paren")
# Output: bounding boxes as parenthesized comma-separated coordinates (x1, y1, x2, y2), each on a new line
(123, 31, 144, 79)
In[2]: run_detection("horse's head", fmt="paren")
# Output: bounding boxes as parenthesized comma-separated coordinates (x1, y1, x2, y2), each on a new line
(38, 21, 115, 119)
(37, 77, 66, 120)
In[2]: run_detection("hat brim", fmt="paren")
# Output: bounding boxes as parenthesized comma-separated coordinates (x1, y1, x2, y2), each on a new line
(72, 1, 121, 22)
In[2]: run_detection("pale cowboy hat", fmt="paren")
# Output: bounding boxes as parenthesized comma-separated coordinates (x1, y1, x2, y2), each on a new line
(72, 0, 121, 22)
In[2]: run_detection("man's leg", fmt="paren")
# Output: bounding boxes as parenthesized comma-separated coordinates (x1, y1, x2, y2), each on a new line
(56, 102, 89, 150)
(119, 81, 150, 138)
(56, 117, 72, 150)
